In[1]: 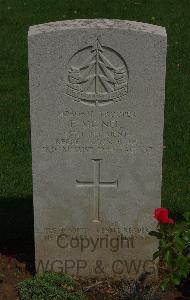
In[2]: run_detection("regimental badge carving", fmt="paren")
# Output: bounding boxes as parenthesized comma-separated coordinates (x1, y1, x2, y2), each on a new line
(63, 39, 129, 106)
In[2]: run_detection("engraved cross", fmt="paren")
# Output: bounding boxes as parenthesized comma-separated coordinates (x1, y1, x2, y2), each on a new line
(76, 159, 118, 223)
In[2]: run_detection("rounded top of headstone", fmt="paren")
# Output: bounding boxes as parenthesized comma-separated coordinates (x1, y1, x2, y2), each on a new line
(28, 19, 166, 37)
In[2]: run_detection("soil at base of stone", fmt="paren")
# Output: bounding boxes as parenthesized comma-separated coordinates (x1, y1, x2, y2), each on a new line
(0, 253, 185, 300)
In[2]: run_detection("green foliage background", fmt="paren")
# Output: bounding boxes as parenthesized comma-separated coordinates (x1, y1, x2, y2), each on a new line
(0, 0, 190, 239)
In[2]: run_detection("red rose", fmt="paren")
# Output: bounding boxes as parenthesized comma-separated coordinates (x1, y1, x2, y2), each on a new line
(154, 208, 174, 224)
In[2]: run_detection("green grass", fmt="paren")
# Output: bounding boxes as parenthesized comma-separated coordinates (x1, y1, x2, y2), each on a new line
(0, 0, 190, 237)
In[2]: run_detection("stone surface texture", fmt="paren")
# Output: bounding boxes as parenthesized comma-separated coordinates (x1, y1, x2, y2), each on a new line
(28, 19, 167, 278)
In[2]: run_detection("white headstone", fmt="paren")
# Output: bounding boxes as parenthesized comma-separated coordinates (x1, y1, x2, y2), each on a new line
(28, 19, 167, 278)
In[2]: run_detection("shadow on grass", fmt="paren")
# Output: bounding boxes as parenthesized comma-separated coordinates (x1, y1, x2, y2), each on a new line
(0, 196, 35, 273)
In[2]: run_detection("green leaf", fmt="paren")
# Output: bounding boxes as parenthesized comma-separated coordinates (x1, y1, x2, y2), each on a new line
(183, 230, 190, 242)
(174, 236, 186, 250)
(160, 278, 170, 291)
(149, 231, 161, 238)
(172, 222, 187, 235)
(164, 249, 173, 265)
(176, 255, 186, 265)
(153, 250, 160, 260)
(176, 255, 189, 277)
(171, 275, 180, 286)
(160, 239, 167, 248)
(183, 212, 190, 222)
